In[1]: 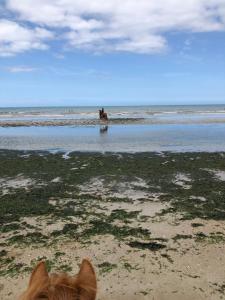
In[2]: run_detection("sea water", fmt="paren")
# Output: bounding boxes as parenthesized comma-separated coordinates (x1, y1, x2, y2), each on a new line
(1, 105, 225, 122)
(0, 105, 225, 152)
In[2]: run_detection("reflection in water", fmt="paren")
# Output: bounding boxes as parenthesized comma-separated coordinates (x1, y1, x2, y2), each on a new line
(100, 125, 108, 134)
(1, 124, 225, 152)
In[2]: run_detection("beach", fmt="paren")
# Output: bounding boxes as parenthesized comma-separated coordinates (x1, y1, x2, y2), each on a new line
(1, 0, 225, 298)
(1, 105, 225, 299)
(1, 150, 225, 299)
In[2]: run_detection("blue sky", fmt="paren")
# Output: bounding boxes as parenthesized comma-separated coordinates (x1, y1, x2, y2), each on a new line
(0, 0, 225, 107)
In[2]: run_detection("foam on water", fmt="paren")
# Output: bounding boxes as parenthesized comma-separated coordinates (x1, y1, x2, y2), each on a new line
(1, 105, 225, 122)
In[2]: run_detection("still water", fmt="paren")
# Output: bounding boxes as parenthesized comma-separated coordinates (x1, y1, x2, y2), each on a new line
(0, 123, 225, 152)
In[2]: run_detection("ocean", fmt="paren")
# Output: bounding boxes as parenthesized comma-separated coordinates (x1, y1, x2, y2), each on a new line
(0, 104, 225, 152)
(1, 104, 225, 122)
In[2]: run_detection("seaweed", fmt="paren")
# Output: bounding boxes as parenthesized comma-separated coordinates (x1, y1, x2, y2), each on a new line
(128, 241, 166, 251)
(82, 219, 150, 240)
(173, 234, 192, 242)
(7, 232, 48, 246)
(191, 223, 204, 228)
(195, 232, 225, 244)
(98, 262, 117, 274)
(108, 209, 140, 223)
(1, 150, 225, 225)
(51, 223, 79, 237)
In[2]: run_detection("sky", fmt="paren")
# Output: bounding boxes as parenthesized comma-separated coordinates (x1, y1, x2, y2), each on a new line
(0, 0, 225, 107)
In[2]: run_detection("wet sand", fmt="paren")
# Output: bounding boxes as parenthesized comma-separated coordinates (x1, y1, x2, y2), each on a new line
(2, 117, 225, 127)
(0, 118, 144, 127)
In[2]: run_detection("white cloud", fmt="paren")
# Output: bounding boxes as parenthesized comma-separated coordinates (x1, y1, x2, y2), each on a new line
(0, 19, 53, 56)
(2, 0, 225, 55)
(6, 66, 37, 73)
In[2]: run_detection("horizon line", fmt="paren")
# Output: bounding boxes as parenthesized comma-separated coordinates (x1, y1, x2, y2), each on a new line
(1, 103, 225, 109)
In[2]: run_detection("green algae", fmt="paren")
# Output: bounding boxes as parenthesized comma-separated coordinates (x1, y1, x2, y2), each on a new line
(98, 262, 117, 274)
(1, 150, 225, 248)
(128, 241, 166, 251)
(1, 150, 225, 224)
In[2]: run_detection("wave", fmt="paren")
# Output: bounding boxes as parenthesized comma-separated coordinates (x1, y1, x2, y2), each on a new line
(1, 106, 225, 122)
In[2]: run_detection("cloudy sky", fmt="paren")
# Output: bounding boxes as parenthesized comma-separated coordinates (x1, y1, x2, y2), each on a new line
(0, 0, 225, 106)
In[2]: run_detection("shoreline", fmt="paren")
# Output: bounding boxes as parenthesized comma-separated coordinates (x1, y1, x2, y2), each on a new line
(1, 117, 225, 127)
(1, 148, 225, 156)
(1, 148, 225, 154)
(0, 118, 143, 127)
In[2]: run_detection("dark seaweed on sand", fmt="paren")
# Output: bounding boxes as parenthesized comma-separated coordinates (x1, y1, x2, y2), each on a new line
(1, 150, 225, 279)
(1, 150, 225, 242)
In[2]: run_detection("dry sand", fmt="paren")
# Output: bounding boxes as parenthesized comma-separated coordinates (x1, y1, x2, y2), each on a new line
(1, 175, 225, 300)
(1, 218, 225, 300)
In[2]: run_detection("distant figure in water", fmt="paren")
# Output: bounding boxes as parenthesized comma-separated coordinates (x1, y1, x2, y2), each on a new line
(99, 107, 108, 121)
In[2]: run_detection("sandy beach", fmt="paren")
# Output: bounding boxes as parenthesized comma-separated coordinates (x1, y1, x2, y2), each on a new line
(1, 150, 225, 299)
(1, 0, 225, 297)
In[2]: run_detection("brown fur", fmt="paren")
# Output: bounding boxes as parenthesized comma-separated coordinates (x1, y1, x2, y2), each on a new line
(20, 259, 97, 300)
(99, 109, 108, 121)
